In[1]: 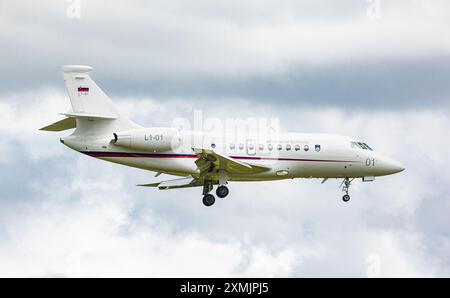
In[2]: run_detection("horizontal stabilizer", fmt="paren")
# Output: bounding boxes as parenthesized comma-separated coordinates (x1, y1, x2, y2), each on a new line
(61, 112, 117, 120)
(39, 117, 76, 131)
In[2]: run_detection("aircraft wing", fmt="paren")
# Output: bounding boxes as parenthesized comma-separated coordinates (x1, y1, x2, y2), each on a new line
(138, 148, 271, 190)
(192, 148, 271, 174)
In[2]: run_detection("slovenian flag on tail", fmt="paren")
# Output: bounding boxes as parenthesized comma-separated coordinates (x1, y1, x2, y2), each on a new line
(78, 87, 89, 93)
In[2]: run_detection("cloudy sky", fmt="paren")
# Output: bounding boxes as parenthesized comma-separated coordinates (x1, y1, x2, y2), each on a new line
(1, 0, 450, 277)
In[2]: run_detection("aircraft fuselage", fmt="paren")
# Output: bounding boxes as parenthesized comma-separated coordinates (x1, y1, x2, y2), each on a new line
(62, 130, 405, 181)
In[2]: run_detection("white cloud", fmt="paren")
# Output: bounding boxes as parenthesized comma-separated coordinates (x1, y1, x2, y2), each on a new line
(1, 90, 450, 277)
(0, 88, 71, 162)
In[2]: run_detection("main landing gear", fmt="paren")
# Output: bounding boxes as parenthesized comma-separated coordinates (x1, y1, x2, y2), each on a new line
(201, 180, 229, 207)
(340, 178, 354, 202)
(202, 194, 215, 206)
(216, 185, 229, 198)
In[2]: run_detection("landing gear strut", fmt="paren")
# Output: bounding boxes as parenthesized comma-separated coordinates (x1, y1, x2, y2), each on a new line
(340, 178, 354, 202)
(202, 180, 215, 207)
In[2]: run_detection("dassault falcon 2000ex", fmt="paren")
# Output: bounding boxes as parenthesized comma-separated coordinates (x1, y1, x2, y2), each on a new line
(41, 65, 405, 206)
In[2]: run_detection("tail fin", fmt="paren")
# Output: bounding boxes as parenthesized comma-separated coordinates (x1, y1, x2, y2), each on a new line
(62, 65, 117, 116)
(58, 65, 140, 135)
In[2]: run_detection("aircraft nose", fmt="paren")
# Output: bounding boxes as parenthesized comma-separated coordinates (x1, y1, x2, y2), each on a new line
(383, 158, 405, 175)
(389, 162, 405, 173)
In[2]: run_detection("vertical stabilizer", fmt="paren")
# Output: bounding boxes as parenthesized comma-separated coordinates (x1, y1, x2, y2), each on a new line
(61, 65, 140, 135)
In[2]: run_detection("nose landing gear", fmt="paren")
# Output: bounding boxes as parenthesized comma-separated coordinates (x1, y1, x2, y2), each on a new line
(340, 178, 354, 202)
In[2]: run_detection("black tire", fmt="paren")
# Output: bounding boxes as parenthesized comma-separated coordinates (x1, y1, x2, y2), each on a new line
(202, 194, 215, 206)
(342, 194, 350, 202)
(216, 185, 229, 198)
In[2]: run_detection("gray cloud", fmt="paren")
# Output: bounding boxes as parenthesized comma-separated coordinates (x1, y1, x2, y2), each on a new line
(99, 56, 450, 108)
(1, 0, 450, 108)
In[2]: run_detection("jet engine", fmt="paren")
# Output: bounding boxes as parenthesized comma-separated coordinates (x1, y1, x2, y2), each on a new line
(111, 128, 181, 152)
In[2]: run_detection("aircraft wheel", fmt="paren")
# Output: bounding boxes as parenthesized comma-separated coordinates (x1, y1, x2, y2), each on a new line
(216, 185, 229, 198)
(202, 194, 216, 207)
(342, 194, 350, 202)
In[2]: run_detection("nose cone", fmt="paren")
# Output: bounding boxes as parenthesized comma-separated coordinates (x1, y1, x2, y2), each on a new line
(381, 158, 405, 175)
(387, 161, 405, 174)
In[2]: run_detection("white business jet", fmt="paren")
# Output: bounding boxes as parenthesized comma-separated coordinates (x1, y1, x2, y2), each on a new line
(41, 65, 405, 206)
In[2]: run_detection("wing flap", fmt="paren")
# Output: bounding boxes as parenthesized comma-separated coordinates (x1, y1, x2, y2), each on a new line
(138, 177, 202, 190)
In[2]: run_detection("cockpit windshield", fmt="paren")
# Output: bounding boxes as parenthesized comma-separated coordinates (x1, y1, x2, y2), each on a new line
(362, 142, 373, 151)
(351, 141, 373, 151)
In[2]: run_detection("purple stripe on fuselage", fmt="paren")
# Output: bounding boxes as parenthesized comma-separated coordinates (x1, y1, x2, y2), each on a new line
(81, 151, 356, 163)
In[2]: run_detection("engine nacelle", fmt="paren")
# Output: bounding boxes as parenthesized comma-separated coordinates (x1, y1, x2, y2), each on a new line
(112, 128, 181, 152)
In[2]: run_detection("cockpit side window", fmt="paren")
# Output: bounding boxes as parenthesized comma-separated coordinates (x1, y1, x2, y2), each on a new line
(351, 141, 362, 149)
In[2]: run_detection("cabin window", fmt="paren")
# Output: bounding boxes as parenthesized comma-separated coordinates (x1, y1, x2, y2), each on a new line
(304, 145, 309, 151)
(258, 144, 264, 151)
(230, 143, 235, 150)
(277, 144, 282, 151)
(238, 143, 244, 150)
(248, 144, 255, 150)
(286, 144, 291, 151)
(268, 144, 273, 151)
(295, 145, 301, 151)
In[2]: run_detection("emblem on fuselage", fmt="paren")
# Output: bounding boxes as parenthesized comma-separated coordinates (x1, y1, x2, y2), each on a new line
(315, 144, 321, 152)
